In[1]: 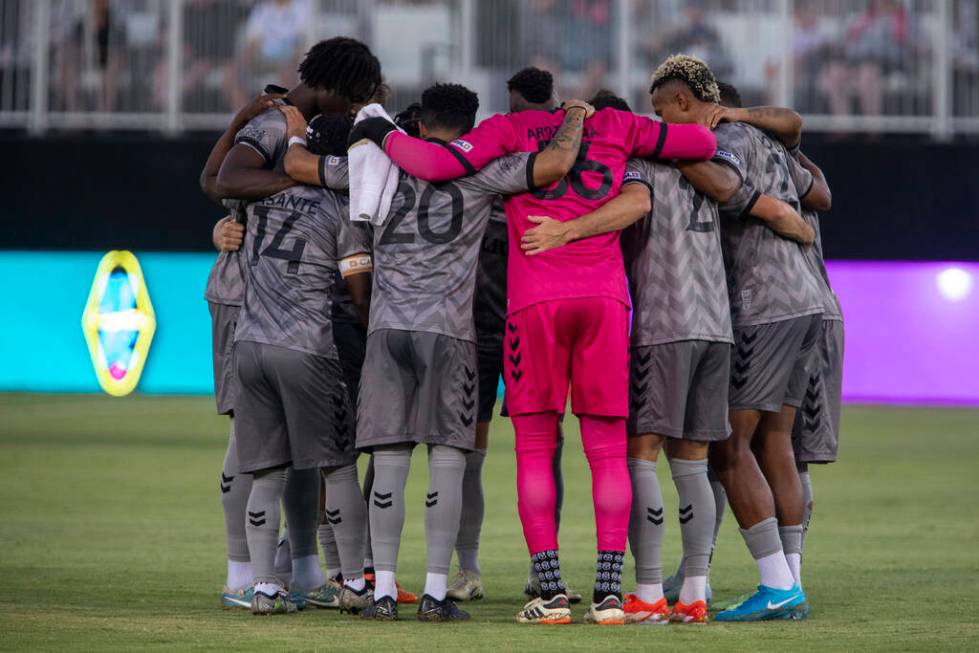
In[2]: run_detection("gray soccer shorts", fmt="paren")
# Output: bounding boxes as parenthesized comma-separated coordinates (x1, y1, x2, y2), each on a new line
(356, 329, 477, 451)
(627, 340, 732, 441)
(729, 313, 822, 413)
(233, 340, 356, 474)
(793, 319, 844, 463)
(208, 301, 240, 416)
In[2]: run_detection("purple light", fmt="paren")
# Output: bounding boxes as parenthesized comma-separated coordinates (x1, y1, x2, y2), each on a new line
(827, 260, 979, 405)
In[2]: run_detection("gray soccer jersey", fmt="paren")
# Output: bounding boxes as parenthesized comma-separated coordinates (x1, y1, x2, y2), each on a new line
(802, 208, 842, 320)
(319, 154, 349, 190)
(621, 159, 733, 346)
(204, 200, 248, 306)
(369, 152, 536, 342)
(713, 123, 824, 327)
(234, 106, 288, 167)
(235, 185, 371, 358)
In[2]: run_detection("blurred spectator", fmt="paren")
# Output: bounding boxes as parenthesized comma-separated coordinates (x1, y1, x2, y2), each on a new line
(952, 0, 979, 116)
(52, 0, 125, 112)
(818, 0, 912, 116)
(637, 1, 734, 85)
(786, 0, 838, 111)
(240, 0, 310, 92)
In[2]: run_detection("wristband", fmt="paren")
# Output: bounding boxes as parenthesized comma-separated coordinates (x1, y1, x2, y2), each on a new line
(348, 116, 397, 149)
(288, 136, 306, 148)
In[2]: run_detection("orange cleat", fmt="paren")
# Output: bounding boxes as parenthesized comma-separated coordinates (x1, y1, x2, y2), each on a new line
(396, 583, 418, 604)
(670, 599, 708, 624)
(623, 594, 670, 625)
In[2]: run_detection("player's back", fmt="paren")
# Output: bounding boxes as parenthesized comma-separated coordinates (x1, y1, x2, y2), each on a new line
(622, 159, 732, 347)
(801, 208, 842, 319)
(237, 184, 362, 357)
(714, 122, 823, 327)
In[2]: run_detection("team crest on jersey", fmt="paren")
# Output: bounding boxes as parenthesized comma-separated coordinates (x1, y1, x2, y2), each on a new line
(714, 149, 741, 167)
(451, 139, 474, 153)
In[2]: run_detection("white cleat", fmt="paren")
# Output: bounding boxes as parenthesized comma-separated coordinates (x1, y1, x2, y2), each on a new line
(446, 568, 484, 601)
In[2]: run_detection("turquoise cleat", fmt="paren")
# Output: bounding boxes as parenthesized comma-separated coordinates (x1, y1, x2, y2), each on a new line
(221, 586, 254, 610)
(289, 580, 342, 610)
(714, 585, 808, 622)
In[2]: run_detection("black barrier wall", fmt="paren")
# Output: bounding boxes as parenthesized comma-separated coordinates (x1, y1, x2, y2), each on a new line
(1, 134, 977, 261)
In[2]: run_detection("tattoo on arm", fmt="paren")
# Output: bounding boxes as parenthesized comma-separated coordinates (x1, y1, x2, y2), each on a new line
(547, 109, 585, 155)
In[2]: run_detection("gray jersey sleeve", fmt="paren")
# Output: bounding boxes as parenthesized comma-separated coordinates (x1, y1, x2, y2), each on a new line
(462, 153, 536, 197)
(783, 150, 814, 202)
(713, 124, 759, 217)
(337, 213, 371, 260)
(319, 155, 349, 191)
(234, 109, 288, 165)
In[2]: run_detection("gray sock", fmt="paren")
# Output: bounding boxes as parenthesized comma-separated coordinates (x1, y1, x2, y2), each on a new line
(246, 466, 288, 586)
(362, 455, 376, 568)
(455, 448, 487, 574)
(739, 516, 783, 560)
(220, 419, 252, 563)
(369, 445, 412, 573)
(322, 463, 367, 581)
(426, 445, 466, 575)
(283, 467, 320, 559)
(778, 524, 804, 558)
(799, 466, 812, 553)
(707, 465, 727, 574)
(317, 518, 341, 577)
(273, 528, 291, 580)
(670, 458, 715, 578)
(627, 457, 664, 585)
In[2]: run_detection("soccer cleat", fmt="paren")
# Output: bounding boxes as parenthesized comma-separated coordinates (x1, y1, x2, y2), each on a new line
(251, 588, 299, 615)
(220, 586, 253, 610)
(714, 585, 808, 622)
(416, 594, 471, 622)
(670, 599, 708, 624)
(447, 568, 484, 601)
(289, 579, 342, 609)
(524, 574, 582, 604)
(338, 585, 373, 614)
(584, 595, 626, 625)
(663, 572, 712, 604)
(623, 594, 669, 625)
(397, 583, 418, 604)
(516, 594, 572, 625)
(361, 595, 398, 621)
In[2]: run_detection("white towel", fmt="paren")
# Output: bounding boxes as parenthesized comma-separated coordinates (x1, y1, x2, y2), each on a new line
(348, 103, 402, 226)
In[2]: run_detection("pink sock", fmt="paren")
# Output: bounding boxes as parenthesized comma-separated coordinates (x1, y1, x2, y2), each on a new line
(513, 412, 561, 554)
(579, 415, 631, 552)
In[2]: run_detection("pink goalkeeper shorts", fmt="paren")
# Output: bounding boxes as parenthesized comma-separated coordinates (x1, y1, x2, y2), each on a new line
(503, 297, 630, 418)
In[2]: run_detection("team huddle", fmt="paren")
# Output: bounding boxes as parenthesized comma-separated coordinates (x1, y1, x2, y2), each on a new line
(200, 36, 843, 625)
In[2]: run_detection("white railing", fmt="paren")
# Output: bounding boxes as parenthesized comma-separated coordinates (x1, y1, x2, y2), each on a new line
(0, 0, 975, 136)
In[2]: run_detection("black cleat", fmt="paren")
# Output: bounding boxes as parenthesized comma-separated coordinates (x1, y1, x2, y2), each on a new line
(361, 595, 398, 621)
(416, 593, 471, 622)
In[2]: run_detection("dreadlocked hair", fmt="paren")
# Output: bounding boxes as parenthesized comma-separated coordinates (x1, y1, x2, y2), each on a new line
(394, 102, 423, 138)
(716, 81, 743, 109)
(649, 54, 720, 103)
(298, 37, 382, 104)
(589, 89, 632, 112)
(420, 83, 479, 134)
(306, 113, 353, 157)
(507, 67, 554, 104)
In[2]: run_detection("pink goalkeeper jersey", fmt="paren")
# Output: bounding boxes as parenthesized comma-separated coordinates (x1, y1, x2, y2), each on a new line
(384, 108, 717, 314)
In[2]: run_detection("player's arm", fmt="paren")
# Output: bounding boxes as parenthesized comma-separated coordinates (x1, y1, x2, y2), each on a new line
(795, 150, 832, 212)
(339, 253, 373, 329)
(520, 183, 652, 256)
(747, 194, 815, 246)
(676, 160, 740, 203)
(278, 106, 350, 190)
(200, 93, 285, 202)
(706, 105, 803, 150)
(528, 101, 591, 187)
(632, 114, 717, 161)
(212, 215, 244, 252)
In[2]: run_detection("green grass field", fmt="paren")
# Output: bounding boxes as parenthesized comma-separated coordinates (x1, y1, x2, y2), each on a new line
(1, 394, 978, 651)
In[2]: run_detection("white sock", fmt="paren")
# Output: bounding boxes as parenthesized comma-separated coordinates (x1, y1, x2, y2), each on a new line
(345, 576, 366, 592)
(290, 554, 326, 591)
(786, 552, 802, 588)
(756, 551, 795, 590)
(254, 581, 280, 597)
(326, 567, 341, 581)
(678, 575, 706, 605)
(424, 572, 448, 601)
(375, 570, 397, 601)
(226, 560, 252, 592)
(635, 582, 664, 603)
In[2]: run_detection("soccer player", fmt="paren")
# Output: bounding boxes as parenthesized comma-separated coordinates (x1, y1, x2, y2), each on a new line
(354, 83, 587, 622)
(350, 75, 717, 627)
(648, 54, 826, 621)
(232, 112, 374, 615)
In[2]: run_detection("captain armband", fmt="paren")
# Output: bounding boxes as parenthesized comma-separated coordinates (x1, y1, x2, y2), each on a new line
(339, 253, 373, 277)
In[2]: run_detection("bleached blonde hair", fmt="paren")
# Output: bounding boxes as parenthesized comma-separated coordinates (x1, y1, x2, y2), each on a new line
(650, 54, 721, 103)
